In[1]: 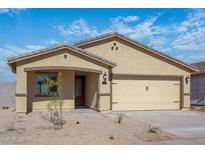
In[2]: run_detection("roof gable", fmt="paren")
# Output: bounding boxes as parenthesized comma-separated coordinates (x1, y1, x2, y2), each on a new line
(75, 32, 198, 72)
(7, 44, 116, 72)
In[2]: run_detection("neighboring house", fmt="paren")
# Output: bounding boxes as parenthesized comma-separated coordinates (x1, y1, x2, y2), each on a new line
(7, 32, 198, 114)
(191, 61, 205, 105)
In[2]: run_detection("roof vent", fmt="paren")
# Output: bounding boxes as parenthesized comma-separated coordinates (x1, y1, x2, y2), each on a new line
(111, 42, 119, 51)
(64, 54, 67, 59)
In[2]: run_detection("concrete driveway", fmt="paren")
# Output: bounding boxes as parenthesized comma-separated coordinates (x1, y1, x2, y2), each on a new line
(122, 110, 205, 144)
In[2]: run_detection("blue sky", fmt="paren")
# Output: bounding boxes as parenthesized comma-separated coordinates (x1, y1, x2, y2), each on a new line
(0, 8, 205, 82)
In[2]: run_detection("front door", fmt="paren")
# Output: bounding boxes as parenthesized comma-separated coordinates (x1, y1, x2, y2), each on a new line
(75, 76, 86, 107)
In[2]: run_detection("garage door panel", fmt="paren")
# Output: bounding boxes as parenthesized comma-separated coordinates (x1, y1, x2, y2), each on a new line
(113, 87, 147, 103)
(112, 102, 179, 111)
(113, 86, 146, 98)
(112, 77, 180, 111)
(113, 86, 145, 95)
(113, 96, 148, 103)
(148, 85, 180, 103)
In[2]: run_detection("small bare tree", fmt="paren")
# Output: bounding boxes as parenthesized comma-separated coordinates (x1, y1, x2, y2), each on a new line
(47, 72, 64, 130)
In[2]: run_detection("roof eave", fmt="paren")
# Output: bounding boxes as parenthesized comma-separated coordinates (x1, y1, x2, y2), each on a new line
(7, 45, 116, 69)
(7, 61, 16, 73)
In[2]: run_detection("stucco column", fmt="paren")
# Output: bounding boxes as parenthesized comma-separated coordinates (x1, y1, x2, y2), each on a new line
(16, 67, 27, 114)
(182, 75, 191, 110)
(61, 71, 75, 109)
(97, 67, 112, 111)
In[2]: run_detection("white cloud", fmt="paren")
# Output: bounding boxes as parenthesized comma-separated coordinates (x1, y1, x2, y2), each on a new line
(0, 9, 10, 13)
(0, 43, 46, 81)
(54, 15, 167, 44)
(107, 11, 205, 63)
(0, 44, 45, 59)
(105, 14, 167, 42)
(172, 9, 205, 51)
(0, 8, 26, 15)
(0, 59, 8, 70)
(106, 14, 173, 50)
(56, 18, 98, 37)
(0, 45, 25, 57)
(176, 9, 205, 33)
(174, 52, 205, 63)
(148, 36, 167, 48)
(43, 39, 62, 45)
(128, 16, 159, 39)
(26, 45, 45, 51)
(50, 9, 205, 63)
(111, 15, 140, 23)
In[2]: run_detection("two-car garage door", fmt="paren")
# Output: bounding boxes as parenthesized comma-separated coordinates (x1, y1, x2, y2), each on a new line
(112, 76, 181, 111)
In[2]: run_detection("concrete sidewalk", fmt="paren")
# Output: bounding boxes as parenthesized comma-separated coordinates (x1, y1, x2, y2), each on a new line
(121, 110, 205, 144)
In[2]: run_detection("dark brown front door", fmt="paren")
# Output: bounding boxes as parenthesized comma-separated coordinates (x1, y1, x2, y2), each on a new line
(75, 76, 86, 107)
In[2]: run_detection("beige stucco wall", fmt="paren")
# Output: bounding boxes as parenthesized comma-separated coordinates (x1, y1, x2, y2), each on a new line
(16, 96, 27, 113)
(98, 95, 111, 111)
(16, 66, 27, 113)
(79, 39, 191, 109)
(15, 48, 111, 113)
(85, 73, 99, 109)
(81, 39, 191, 75)
(17, 49, 109, 72)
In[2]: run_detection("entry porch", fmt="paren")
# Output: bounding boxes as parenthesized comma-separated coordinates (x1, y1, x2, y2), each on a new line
(15, 66, 111, 114)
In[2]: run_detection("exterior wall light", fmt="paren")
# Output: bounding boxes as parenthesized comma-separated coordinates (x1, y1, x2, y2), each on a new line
(102, 72, 108, 84)
(186, 76, 190, 84)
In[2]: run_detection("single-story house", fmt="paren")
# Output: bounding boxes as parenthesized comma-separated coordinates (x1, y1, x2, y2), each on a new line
(191, 61, 205, 105)
(7, 32, 198, 114)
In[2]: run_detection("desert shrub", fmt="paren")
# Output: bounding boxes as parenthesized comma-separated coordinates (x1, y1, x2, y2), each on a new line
(109, 135, 114, 140)
(47, 72, 64, 130)
(117, 113, 123, 124)
(2, 106, 9, 109)
(148, 125, 159, 133)
(7, 127, 16, 131)
(7, 125, 16, 131)
(11, 93, 15, 107)
(76, 121, 80, 124)
(7, 120, 16, 131)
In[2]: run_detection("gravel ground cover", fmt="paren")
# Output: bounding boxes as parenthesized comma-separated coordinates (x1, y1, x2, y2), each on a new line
(0, 108, 175, 144)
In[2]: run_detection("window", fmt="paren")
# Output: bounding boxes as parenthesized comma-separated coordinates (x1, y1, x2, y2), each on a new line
(36, 73, 58, 96)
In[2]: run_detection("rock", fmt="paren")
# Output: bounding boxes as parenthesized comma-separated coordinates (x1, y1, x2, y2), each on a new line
(2, 106, 9, 109)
